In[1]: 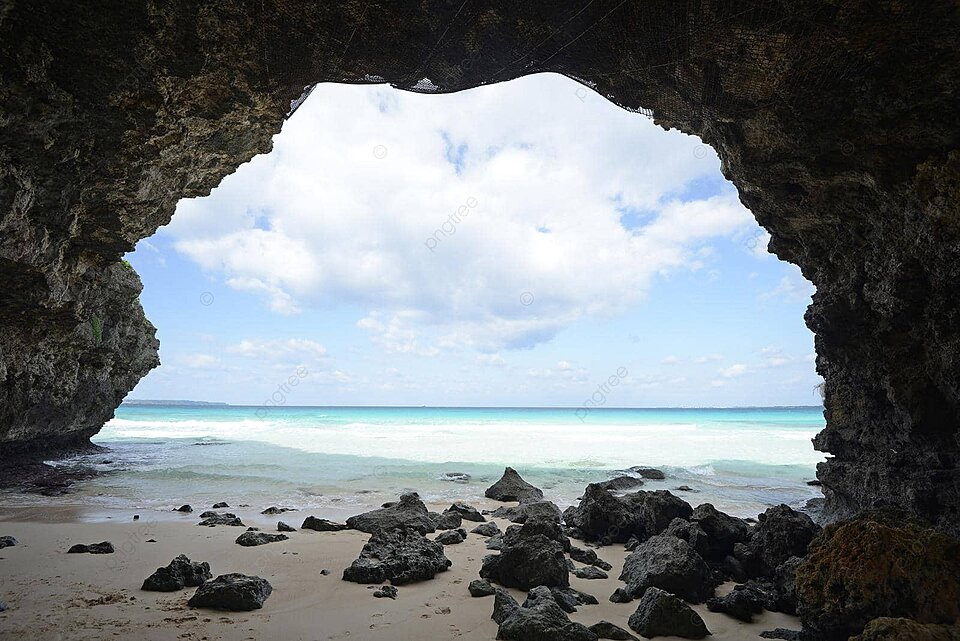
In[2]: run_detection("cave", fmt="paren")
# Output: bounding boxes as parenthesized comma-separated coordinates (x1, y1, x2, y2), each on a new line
(1, 0, 959, 551)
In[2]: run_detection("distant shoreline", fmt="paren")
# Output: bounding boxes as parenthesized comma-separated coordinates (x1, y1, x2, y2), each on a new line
(121, 401, 825, 410)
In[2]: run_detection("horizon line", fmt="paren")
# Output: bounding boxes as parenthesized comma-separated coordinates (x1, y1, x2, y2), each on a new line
(122, 399, 825, 411)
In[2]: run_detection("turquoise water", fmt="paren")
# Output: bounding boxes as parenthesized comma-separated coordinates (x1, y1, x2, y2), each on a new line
(30, 406, 827, 519)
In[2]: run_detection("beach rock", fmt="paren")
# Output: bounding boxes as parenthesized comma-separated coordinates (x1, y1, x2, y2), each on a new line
(486, 533, 504, 550)
(480, 519, 570, 589)
(198, 512, 244, 527)
(609, 588, 632, 603)
(629, 467, 666, 480)
(628, 587, 710, 639)
(235, 531, 288, 547)
(187, 573, 272, 611)
(675, 486, 695, 492)
(346, 492, 436, 535)
(277, 521, 296, 532)
(320, 569, 330, 575)
(563, 484, 692, 544)
(624, 536, 640, 551)
(490, 500, 563, 524)
(484, 467, 544, 503)
(142, 554, 212, 591)
(246, 526, 260, 531)
(664, 518, 710, 559)
(759, 629, 803, 641)
(175, 505, 193, 513)
(441, 472, 471, 483)
(745, 504, 819, 576)
(589, 621, 639, 641)
(342, 527, 451, 585)
(551, 587, 599, 612)
(446, 502, 485, 522)
(599, 476, 644, 492)
(619, 534, 714, 603)
(494, 585, 598, 641)
(429, 511, 462, 530)
(469, 579, 497, 597)
(301, 516, 348, 532)
(212, 502, 229, 509)
(0, 601, 6, 612)
(690, 503, 752, 561)
(706, 581, 776, 622)
(261, 506, 296, 515)
(67, 541, 114, 554)
(435, 529, 466, 545)
(569, 546, 612, 570)
(796, 512, 960, 640)
(772, 556, 803, 614)
(0, 535, 17, 548)
(373, 585, 398, 599)
(572, 565, 608, 580)
(471, 521, 500, 537)
(850, 618, 960, 641)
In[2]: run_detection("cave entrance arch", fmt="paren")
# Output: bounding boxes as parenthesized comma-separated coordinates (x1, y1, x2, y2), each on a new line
(1, 2, 958, 534)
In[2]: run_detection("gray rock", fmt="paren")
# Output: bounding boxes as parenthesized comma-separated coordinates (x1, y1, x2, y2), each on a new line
(0, 535, 17, 548)
(212, 502, 229, 509)
(67, 541, 114, 554)
(235, 531, 288, 547)
(664, 518, 711, 559)
(373, 585, 398, 599)
(471, 521, 501, 537)
(469, 579, 497, 597)
(0, 601, 6, 612)
(573, 565, 609, 580)
(490, 500, 563, 524)
(261, 506, 296, 515)
(759, 629, 803, 640)
(187, 573, 272, 611)
(435, 528, 466, 545)
(485, 467, 544, 503)
(628, 587, 710, 639)
(429, 510, 462, 530)
(346, 492, 436, 535)
(563, 484, 692, 544)
(480, 519, 570, 589)
(610, 588, 632, 603)
(175, 505, 193, 513)
(494, 585, 598, 641)
(599, 476, 645, 491)
(619, 534, 714, 603)
(706, 580, 776, 622)
(446, 501, 485, 522)
(198, 512, 244, 527)
(629, 467, 666, 480)
(342, 527, 451, 585)
(492, 588, 521, 624)
(142, 554, 212, 591)
(551, 586, 599, 612)
(569, 545, 612, 570)
(743, 504, 819, 576)
(277, 521, 296, 532)
(301, 516, 348, 531)
(486, 533, 504, 550)
(690, 503, 752, 561)
(589, 620, 640, 640)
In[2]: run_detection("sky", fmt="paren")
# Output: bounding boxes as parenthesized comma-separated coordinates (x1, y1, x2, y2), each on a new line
(125, 73, 822, 408)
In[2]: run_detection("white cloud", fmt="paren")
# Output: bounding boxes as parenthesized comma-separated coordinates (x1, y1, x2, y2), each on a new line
(693, 354, 722, 363)
(477, 353, 507, 367)
(164, 74, 755, 354)
(762, 267, 816, 304)
(661, 355, 680, 365)
(227, 339, 327, 360)
(181, 353, 220, 369)
(719, 363, 748, 378)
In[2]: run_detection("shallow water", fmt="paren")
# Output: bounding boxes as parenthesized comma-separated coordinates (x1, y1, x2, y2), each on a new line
(7, 405, 826, 519)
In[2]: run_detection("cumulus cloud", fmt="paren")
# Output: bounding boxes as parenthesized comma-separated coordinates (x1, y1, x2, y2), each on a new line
(227, 339, 327, 360)
(719, 363, 749, 378)
(163, 74, 755, 353)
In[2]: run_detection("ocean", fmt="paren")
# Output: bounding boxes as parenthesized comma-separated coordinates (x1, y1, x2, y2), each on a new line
(12, 406, 827, 520)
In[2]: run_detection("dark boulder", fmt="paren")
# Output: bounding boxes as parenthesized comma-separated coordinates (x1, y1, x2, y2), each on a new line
(346, 492, 436, 535)
(277, 521, 296, 532)
(629, 467, 665, 480)
(494, 585, 598, 641)
(745, 504, 819, 576)
(619, 534, 713, 603)
(569, 546, 612, 571)
(67, 541, 114, 554)
(773, 556, 803, 615)
(142, 554, 211, 591)
(261, 506, 296, 515)
(446, 502, 485, 522)
(471, 521, 500, 537)
(212, 502, 229, 509)
(469, 579, 496, 597)
(429, 511, 462, 530)
(198, 512, 244, 527)
(849, 618, 960, 641)
(598, 476, 644, 492)
(486, 533, 504, 550)
(563, 484, 692, 544)
(491, 500, 563, 524)
(342, 527, 451, 585)
(485, 467, 544, 503)
(690, 503, 752, 561)
(301, 516, 348, 532)
(628, 587, 710, 639)
(572, 564, 608, 579)
(373, 585, 398, 599)
(480, 519, 570, 589)
(435, 528, 466, 545)
(187, 573, 272, 611)
(0, 535, 17, 548)
(175, 505, 193, 513)
(706, 581, 777, 622)
(664, 518, 710, 559)
(235, 531, 288, 547)
(589, 621, 639, 640)
(609, 588, 632, 603)
(493, 588, 521, 624)
(551, 586, 599, 612)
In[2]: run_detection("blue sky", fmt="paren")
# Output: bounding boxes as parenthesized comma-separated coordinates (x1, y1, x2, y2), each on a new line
(126, 73, 821, 408)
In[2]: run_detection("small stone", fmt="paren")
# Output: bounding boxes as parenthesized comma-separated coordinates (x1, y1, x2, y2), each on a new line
(590, 620, 640, 640)
(469, 579, 497, 597)
(373, 585, 398, 599)
(212, 502, 229, 509)
(471, 522, 500, 537)
(176, 504, 193, 513)
(610, 588, 632, 603)
(573, 565, 608, 580)
(235, 531, 288, 547)
(133, 515, 139, 521)
(277, 521, 296, 532)
(67, 541, 114, 554)
(301, 516, 348, 531)
(0, 536, 18, 549)
(435, 529, 466, 545)
(320, 569, 330, 575)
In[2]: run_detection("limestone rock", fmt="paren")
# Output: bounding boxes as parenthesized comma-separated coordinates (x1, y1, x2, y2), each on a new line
(142, 554, 212, 592)
(485, 467, 544, 503)
(346, 492, 436, 535)
(628, 587, 710, 639)
(187, 573, 272, 611)
(618, 534, 713, 603)
(342, 527, 451, 585)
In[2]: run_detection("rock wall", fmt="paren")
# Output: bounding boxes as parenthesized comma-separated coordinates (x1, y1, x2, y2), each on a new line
(0, 1, 958, 532)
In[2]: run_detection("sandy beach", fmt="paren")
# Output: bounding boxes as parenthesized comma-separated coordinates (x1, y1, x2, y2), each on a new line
(0, 502, 801, 641)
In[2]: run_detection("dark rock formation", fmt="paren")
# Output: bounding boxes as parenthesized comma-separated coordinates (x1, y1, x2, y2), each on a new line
(342, 527, 451, 585)
(598, 476, 644, 492)
(142, 554, 211, 591)
(628, 587, 710, 639)
(277, 521, 295, 532)
(235, 531, 288, 546)
(471, 521, 500, 537)
(175, 505, 192, 513)
(446, 502, 485, 522)
(2, 0, 960, 538)
(67, 541, 114, 554)
(485, 467, 544, 503)
(0, 535, 17, 548)
(628, 467, 665, 480)
(435, 528, 466, 545)
(301, 516, 347, 532)
(706, 582, 776, 622)
(664, 518, 711, 559)
(212, 502, 229, 509)
(589, 621, 639, 641)
(490, 500, 563, 524)
(346, 493, 436, 535)
(690, 503, 752, 561)
(742, 504, 819, 576)
(485, 533, 503, 550)
(850, 618, 960, 641)
(572, 565, 609, 580)
(564, 484, 692, 544)
(796, 512, 960, 640)
(551, 587, 599, 612)
(569, 546, 612, 571)
(198, 512, 244, 527)
(187, 573, 272, 611)
(373, 585, 398, 599)
(469, 579, 496, 597)
(480, 519, 570, 589)
(261, 506, 296, 515)
(618, 534, 713, 603)
(429, 511, 462, 530)
(493, 586, 598, 641)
